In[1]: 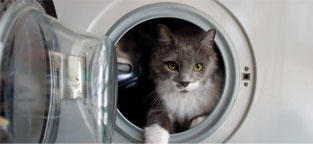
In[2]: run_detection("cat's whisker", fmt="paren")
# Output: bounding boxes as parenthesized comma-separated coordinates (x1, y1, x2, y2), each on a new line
(144, 87, 169, 109)
(151, 97, 161, 109)
(206, 87, 223, 93)
(149, 87, 169, 108)
(144, 90, 157, 102)
(144, 87, 167, 101)
(150, 94, 163, 108)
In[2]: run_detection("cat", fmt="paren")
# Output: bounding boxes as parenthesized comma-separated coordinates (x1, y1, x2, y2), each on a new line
(144, 24, 223, 143)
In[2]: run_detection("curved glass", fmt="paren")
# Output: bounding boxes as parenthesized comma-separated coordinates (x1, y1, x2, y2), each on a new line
(0, 0, 117, 143)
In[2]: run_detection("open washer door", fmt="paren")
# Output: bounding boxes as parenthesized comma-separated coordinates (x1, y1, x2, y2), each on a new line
(0, 0, 117, 143)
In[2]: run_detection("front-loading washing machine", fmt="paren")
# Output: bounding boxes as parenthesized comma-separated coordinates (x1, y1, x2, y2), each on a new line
(1, 0, 313, 143)
(53, 0, 313, 143)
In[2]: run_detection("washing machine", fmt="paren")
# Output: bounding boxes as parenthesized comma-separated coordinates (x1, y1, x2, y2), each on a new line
(1, 0, 313, 143)
(53, 0, 313, 143)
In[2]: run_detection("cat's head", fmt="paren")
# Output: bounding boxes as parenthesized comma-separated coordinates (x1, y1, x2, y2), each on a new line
(150, 24, 218, 93)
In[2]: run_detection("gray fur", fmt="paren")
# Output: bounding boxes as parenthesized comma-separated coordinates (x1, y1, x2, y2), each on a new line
(150, 24, 218, 88)
(146, 24, 223, 135)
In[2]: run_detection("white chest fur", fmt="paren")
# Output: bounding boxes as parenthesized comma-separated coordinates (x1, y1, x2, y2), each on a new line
(158, 80, 221, 124)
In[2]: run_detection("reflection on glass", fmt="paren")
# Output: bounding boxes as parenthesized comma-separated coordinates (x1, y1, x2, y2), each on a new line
(0, 0, 117, 143)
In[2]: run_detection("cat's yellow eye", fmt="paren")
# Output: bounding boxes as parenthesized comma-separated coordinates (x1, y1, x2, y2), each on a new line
(168, 61, 178, 70)
(194, 63, 203, 72)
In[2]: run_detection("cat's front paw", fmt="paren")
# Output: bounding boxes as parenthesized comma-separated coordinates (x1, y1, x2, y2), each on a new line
(144, 124, 169, 144)
(190, 116, 207, 128)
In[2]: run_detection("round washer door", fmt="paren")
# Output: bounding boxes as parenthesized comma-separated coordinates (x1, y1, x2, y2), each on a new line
(0, 0, 117, 143)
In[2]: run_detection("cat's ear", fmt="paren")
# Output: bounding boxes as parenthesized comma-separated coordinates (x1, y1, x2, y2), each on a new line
(158, 24, 175, 49)
(199, 28, 216, 55)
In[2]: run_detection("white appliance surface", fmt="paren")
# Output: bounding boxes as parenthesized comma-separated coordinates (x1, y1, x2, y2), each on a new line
(53, 0, 112, 32)
(220, 0, 313, 142)
(53, 0, 313, 142)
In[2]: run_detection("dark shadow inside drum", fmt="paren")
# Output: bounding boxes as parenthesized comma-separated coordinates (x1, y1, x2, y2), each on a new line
(116, 18, 225, 132)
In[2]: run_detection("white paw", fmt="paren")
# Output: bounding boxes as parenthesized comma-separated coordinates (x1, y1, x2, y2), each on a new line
(144, 124, 169, 144)
(190, 116, 207, 128)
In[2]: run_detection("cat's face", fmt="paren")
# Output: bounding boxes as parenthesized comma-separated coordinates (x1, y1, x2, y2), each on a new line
(150, 24, 218, 93)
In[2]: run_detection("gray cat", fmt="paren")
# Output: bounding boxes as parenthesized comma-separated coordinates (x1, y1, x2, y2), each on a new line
(144, 24, 223, 143)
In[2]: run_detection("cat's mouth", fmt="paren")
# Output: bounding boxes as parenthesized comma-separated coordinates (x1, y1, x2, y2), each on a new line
(181, 89, 188, 93)
(175, 84, 190, 93)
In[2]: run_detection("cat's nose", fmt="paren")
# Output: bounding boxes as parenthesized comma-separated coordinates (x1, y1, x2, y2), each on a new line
(179, 81, 190, 88)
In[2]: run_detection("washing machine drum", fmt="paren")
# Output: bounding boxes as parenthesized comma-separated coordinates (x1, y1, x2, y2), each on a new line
(0, 0, 117, 143)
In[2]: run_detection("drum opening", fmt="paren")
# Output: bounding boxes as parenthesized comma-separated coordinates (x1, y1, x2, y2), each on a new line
(116, 18, 225, 133)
